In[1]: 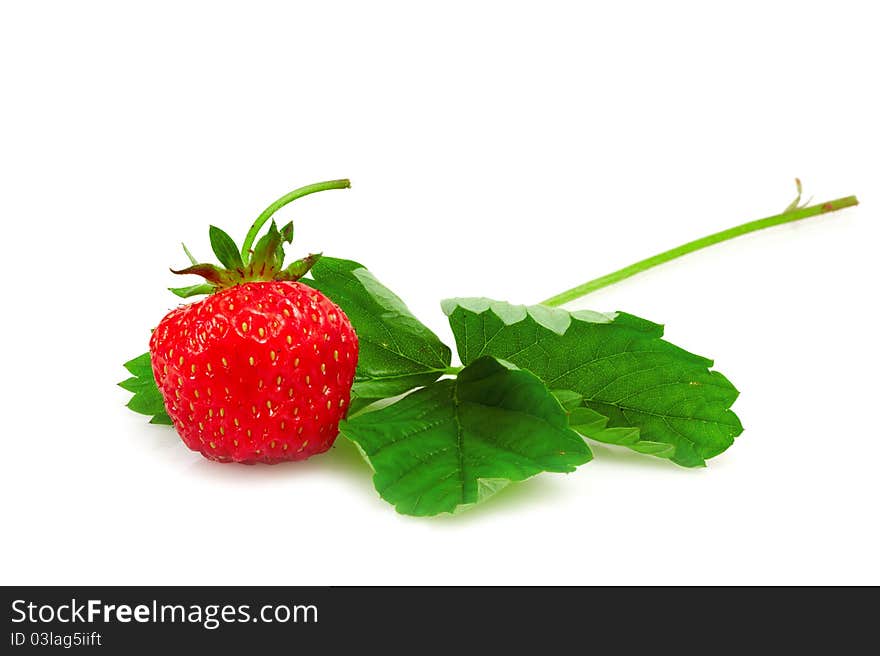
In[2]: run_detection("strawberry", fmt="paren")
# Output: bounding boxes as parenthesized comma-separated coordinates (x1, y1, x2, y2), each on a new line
(148, 180, 358, 463)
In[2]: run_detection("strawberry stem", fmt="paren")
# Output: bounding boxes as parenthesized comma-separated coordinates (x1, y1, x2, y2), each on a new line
(241, 179, 351, 264)
(540, 191, 859, 307)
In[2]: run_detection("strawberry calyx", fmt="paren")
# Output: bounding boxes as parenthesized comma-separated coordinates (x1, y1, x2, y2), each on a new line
(169, 179, 349, 298)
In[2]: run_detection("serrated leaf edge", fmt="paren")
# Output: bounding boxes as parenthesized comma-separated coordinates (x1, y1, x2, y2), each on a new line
(442, 297, 618, 335)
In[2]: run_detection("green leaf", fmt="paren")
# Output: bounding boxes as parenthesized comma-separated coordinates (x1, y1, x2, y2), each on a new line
(209, 225, 244, 270)
(553, 391, 675, 460)
(169, 283, 215, 298)
(118, 375, 154, 393)
(126, 387, 166, 415)
(120, 352, 172, 425)
(339, 357, 592, 516)
(123, 352, 153, 376)
(346, 389, 378, 417)
(303, 257, 452, 405)
(443, 298, 742, 468)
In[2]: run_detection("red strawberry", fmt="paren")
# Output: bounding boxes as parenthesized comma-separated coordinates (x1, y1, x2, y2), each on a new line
(150, 282, 357, 463)
(147, 179, 358, 463)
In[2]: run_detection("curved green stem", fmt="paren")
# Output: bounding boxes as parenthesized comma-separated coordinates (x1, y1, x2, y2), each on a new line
(540, 195, 859, 307)
(241, 179, 351, 263)
(443, 366, 463, 376)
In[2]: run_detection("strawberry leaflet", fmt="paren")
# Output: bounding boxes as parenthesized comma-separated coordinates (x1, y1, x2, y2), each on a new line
(302, 257, 452, 409)
(442, 298, 742, 467)
(119, 353, 172, 425)
(338, 357, 592, 516)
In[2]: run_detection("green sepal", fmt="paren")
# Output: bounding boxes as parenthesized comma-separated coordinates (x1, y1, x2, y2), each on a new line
(170, 263, 236, 286)
(164, 180, 351, 298)
(169, 283, 215, 298)
(278, 221, 294, 245)
(276, 222, 294, 267)
(209, 225, 244, 270)
(250, 220, 291, 277)
(181, 242, 199, 265)
(277, 253, 322, 281)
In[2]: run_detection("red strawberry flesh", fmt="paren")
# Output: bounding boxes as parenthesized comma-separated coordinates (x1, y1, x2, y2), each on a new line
(149, 281, 358, 463)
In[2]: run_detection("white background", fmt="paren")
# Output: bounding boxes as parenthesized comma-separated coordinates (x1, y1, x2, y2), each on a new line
(1, 1, 877, 585)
